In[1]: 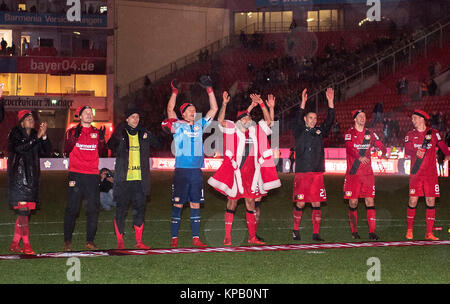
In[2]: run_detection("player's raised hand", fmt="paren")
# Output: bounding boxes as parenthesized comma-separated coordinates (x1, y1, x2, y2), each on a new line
(326, 87, 334, 108)
(171, 79, 180, 95)
(222, 91, 231, 105)
(301, 88, 308, 104)
(250, 94, 263, 104)
(266, 94, 276, 108)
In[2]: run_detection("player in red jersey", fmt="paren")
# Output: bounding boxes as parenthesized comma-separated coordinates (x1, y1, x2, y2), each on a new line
(63, 106, 106, 251)
(404, 110, 450, 241)
(344, 109, 386, 240)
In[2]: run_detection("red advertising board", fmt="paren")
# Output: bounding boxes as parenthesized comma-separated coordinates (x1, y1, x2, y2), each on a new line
(17, 57, 106, 74)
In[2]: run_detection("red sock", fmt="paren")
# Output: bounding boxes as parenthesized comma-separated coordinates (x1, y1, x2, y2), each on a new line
(224, 210, 234, 239)
(426, 207, 435, 235)
(348, 207, 358, 233)
(366, 207, 376, 233)
(293, 207, 303, 231)
(246, 210, 256, 239)
(312, 208, 321, 234)
(134, 224, 144, 243)
(114, 219, 123, 242)
(18, 215, 30, 245)
(406, 206, 416, 230)
(12, 217, 21, 244)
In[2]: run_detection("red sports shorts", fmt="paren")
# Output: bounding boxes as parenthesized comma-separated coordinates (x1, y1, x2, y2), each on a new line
(344, 174, 375, 199)
(409, 174, 440, 197)
(293, 172, 327, 203)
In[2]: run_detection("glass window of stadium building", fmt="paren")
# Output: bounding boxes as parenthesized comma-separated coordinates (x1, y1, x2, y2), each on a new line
(0, 0, 113, 153)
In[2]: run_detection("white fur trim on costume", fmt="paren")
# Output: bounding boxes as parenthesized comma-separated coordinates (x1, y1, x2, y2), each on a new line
(262, 179, 282, 191)
(225, 149, 233, 158)
(208, 176, 237, 198)
(262, 149, 273, 159)
(231, 160, 238, 170)
(235, 127, 246, 167)
(219, 120, 236, 134)
(258, 120, 272, 135)
(235, 168, 244, 194)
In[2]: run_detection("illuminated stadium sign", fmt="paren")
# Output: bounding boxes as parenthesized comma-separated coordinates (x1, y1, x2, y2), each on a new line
(0, 11, 106, 27)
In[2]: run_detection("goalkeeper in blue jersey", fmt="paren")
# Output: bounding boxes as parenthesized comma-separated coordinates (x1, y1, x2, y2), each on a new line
(165, 76, 218, 248)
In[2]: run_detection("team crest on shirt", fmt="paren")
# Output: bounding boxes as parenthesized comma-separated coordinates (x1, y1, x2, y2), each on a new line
(345, 191, 352, 197)
(316, 129, 321, 135)
(409, 189, 415, 195)
(345, 134, 351, 141)
(297, 194, 304, 200)
(193, 126, 200, 132)
(174, 197, 180, 202)
(91, 133, 98, 139)
(425, 134, 432, 140)
(69, 181, 76, 187)
(364, 135, 371, 140)
(143, 133, 148, 139)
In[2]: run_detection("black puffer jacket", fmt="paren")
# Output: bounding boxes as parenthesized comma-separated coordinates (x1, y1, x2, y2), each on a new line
(107, 123, 160, 198)
(7, 126, 52, 206)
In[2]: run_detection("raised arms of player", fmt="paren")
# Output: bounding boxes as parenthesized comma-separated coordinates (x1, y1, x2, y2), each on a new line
(218, 91, 231, 127)
(205, 86, 219, 121)
(320, 88, 336, 137)
(167, 79, 179, 120)
(249, 94, 271, 126)
(266, 94, 276, 126)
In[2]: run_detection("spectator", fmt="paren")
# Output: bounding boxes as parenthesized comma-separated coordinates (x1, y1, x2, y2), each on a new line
(391, 117, 400, 140)
(427, 78, 437, 96)
(420, 80, 428, 98)
(431, 111, 439, 130)
(438, 112, 447, 132)
(22, 38, 29, 56)
(0, 1, 8, 11)
(396, 77, 408, 95)
(99, 168, 115, 211)
(372, 102, 383, 126)
(1, 38, 7, 54)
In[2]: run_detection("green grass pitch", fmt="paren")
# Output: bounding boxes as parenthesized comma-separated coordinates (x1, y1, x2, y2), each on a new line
(0, 171, 448, 284)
